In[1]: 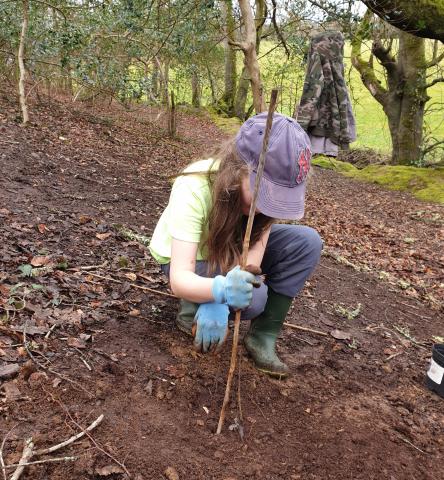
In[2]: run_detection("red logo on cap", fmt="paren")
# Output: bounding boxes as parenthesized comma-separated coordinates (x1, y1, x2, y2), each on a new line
(297, 148, 311, 183)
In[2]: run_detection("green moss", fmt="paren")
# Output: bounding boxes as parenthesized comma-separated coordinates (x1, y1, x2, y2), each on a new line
(313, 158, 444, 204)
(312, 156, 358, 173)
(206, 108, 241, 135)
(351, 165, 444, 203)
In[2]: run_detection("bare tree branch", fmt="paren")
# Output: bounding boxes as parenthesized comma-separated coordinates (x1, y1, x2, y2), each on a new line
(270, 0, 290, 58)
(426, 77, 444, 88)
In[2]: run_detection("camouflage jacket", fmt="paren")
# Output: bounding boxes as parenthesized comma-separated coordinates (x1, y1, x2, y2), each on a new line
(297, 31, 356, 148)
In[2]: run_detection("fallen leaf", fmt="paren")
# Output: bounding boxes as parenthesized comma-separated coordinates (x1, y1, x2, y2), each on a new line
(54, 309, 83, 326)
(330, 329, 351, 340)
(0, 284, 10, 297)
(96, 232, 112, 241)
(67, 337, 87, 349)
(0, 208, 10, 216)
(30, 256, 50, 267)
(79, 215, 92, 224)
(11, 325, 49, 336)
(144, 379, 153, 395)
(129, 309, 140, 317)
(37, 223, 48, 234)
(53, 377, 62, 388)
(95, 465, 124, 476)
(164, 466, 180, 480)
(124, 272, 137, 282)
(2, 382, 21, 401)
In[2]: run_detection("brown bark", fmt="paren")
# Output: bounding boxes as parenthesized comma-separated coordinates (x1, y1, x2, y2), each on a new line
(18, 0, 29, 125)
(352, 13, 429, 165)
(233, 0, 267, 118)
(393, 32, 428, 164)
(236, 0, 266, 113)
(191, 69, 201, 108)
(220, 0, 237, 114)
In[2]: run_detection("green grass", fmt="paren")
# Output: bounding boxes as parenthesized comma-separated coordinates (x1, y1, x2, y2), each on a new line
(312, 157, 444, 203)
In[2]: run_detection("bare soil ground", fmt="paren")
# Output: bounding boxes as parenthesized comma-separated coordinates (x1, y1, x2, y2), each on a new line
(0, 93, 443, 480)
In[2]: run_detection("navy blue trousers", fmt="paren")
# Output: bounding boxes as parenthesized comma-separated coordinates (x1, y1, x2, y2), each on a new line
(161, 224, 322, 320)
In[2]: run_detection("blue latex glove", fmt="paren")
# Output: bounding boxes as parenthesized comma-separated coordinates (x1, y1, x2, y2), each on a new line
(212, 265, 256, 310)
(193, 302, 229, 353)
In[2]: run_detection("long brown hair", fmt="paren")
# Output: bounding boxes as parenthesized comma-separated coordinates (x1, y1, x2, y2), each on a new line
(203, 139, 275, 274)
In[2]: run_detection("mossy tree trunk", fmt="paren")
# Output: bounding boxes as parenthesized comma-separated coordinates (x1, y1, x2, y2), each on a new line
(352, 12, 430, 165)
(362, 0, 444, 42)
(191, 69, 201, 108)
(219, 0, 237, 115)
(234, 67, 250, 119)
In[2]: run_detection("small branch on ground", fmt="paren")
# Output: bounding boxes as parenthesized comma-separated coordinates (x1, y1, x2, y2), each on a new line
(68, 261, 108, 271)
(4, 456, 77, 470)
(2, 415, 103, 479)
(43, 389, 131, 478)
(34, 415, 104, 456)
(1, 425, 18, 480)
(9, 437, 34, 480)
(81, 271, 176, 298)
(284, 323, 328, 337)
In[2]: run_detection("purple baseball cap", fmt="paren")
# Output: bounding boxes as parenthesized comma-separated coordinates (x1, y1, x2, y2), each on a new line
(236, 112, 311, 220)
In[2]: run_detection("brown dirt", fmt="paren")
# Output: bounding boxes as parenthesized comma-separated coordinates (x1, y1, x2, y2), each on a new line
(0, 93, 443, 480)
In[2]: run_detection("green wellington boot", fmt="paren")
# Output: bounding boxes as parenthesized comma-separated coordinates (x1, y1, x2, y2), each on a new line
(175, 299, 198, 336)
(244, 289, 292, 379)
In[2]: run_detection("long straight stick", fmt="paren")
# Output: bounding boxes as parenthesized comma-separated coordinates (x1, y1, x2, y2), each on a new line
(216, 89, 279, 435)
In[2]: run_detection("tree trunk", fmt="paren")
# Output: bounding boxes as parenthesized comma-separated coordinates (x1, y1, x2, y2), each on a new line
(393, 32, 428, 164)
(18, 0, 29, 125)
(352, 15, 429, 165)
(234, 67, 250, 120)
(206, 65, 217, 105)
(362, 0, 444, 42)
(237, 0, 265, 113)
(168, 90, 176, 137)
(151, 60, 159, 98)
(234, 0, 267, 118)
(160, 59, 169, 106)
(191, 69, 201, 108)
(220, 0, 237, 114)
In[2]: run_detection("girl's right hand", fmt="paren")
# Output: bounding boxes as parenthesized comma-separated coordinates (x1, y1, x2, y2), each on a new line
(212, 265, 256, 310)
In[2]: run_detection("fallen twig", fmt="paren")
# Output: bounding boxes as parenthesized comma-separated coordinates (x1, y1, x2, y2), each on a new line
(399, 436, 427, 454)
(284, 323, 328, 337)
(1, 425, 18, 480)
(68, 261, 108, 272)
(217, 90, 278, 435)
(4, 456, 77, 469)
(393, 325, 427, 349)
(44, 390, 130, 478)
(384, 351, 404, 362)
(9, 437, 34, 480)
(34, 414, 104, 456)
(81, 272, 176, 298)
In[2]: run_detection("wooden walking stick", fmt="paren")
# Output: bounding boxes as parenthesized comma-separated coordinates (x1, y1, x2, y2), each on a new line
(216, 89, 279, 435)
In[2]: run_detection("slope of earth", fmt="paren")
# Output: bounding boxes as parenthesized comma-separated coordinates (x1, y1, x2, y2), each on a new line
(0, 94, 443, 480)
